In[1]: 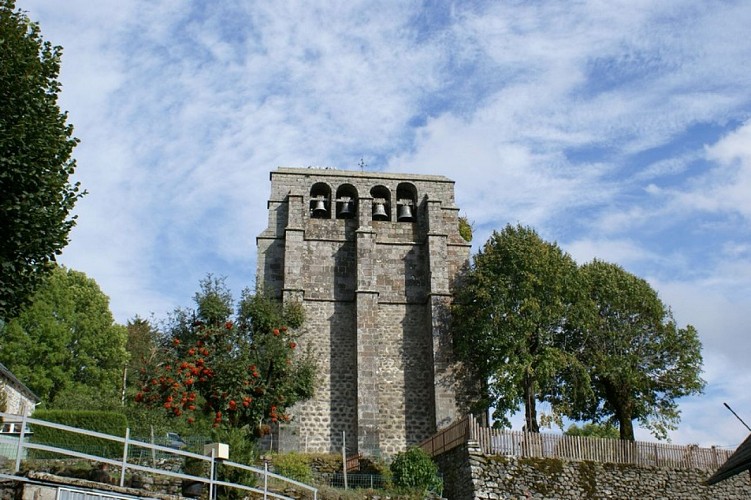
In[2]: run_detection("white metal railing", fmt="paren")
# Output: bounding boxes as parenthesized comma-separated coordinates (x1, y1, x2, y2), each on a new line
(0, 411, 317, 500)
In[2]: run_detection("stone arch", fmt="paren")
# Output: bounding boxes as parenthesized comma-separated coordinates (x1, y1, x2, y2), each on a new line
(335, 184, 358, 219)
(370, 185, 391, 221)
(396, 182, 417, 222)
(310, 182, 332, 219)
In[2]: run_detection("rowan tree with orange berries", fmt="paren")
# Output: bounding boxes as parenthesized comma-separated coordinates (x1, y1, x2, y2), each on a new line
(135, 276, 315, 434)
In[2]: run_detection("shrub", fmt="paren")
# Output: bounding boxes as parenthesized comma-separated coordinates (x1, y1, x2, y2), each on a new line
(212, 426, 258, 499)
(272, 451, 313, 483)
(389, 447, 442, 494)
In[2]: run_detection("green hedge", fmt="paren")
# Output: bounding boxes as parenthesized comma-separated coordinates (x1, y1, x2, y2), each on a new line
(30, 410, 128, 459)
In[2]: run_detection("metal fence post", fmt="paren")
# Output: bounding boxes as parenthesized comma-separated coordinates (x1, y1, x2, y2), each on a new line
(209, 448, 216, 500)
(120, 428, 131, 487)
(263, 459, 269, 500)
(14, 414, 28, 473)
(342, 431, 348, 490)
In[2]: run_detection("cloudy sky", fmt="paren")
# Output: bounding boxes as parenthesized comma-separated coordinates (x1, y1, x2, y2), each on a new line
(19, 0, 751, 448)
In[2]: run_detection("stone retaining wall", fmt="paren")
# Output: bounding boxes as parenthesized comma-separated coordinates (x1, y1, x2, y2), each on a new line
(435, 441, 751, 500)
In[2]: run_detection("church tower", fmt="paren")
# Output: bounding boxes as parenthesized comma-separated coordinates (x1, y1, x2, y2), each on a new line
(256, 167, 470, 456)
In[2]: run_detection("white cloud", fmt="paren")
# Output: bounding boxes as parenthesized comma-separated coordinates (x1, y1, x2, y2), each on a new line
(16, 0, 751, 446)
(565, 238, 654, 267)
(700, 121, 751, 219)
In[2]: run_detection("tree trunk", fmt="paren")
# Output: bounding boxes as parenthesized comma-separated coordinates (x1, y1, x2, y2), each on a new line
(603, 379, 635, 441)
(523, 370, 540, 433)
(617, 409, 635, 441)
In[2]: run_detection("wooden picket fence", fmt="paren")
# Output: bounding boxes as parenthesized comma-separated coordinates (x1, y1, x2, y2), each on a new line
(419, 415, 732, 471)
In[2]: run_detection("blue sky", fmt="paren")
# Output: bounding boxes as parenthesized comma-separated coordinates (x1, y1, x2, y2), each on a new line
(20, 0, 751, 449)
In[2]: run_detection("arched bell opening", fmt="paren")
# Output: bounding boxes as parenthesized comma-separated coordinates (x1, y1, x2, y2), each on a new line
(370, 185, 391, 221)
(309, 182, 332, 219)
(335, 184, 358, 219)
(396, 182, 418, 223)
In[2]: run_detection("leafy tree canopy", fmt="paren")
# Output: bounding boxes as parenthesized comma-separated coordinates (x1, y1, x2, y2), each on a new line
(564, 422, 619, 440)
(136, 276, 316, 433)
(453, 225, 704, 441)
(573, 260, 705, 440)
(0, 0, 84, 322)
(452, 224, 590, 432)
(0, 265, 128, 405)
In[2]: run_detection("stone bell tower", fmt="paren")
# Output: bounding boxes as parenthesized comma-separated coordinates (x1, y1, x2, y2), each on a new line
(256, 167, 470, 456)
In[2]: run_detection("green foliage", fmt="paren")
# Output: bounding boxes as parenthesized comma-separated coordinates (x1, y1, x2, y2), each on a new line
(389, 447, 442, 494)
(452, 224, 590, 432)
(45, 381, 185, 441)
(136, 276, 317, 432)
(0, 0, 84, 322)
(30, 410, 127, 458)
(573, 260, 705, 440)
(126, 316, 160, 380)
(458, 216, 473, 242)
(358, 456, 393, 486)
(565, 422, 619, 439)
(282, 300, 306, 329)
(120, 403, 177, 440)
(212, 426, 258, 499)
(46, 385, 122, 411)
(272, 452, 313, 483)
(195, 276, 233, 326)
(237, 288, 304, 332)
(182, 455, 208, 476)
(0, 266, 129, 405)
(453, 225, 703, 440)
(119, 316, 177, 435)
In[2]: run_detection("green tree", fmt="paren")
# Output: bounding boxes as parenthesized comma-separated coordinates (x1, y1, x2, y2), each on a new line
(564, 422, 619, 439)
(136, 276, 316, 433)
(44, 316, 178, 439)
(575, 260, 705, 441)
(0, 1, 84, 322)
(0, 266, 128, 405)
(452, 224, 589, 432)
(125, 316, 160, 388)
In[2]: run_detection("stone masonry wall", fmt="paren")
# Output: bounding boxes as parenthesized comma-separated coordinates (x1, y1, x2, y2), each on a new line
(1, 382, 36, 416)
(257, 168, 470, 456)
(375, 303, 434, 455)
(435, 441, 751, 500)
(293, 300, 358, 453)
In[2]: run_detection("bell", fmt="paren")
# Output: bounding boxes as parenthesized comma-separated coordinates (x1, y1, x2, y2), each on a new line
(372, 202, 388, 220)
(397, 204, 413, 222)
(312, 198, 327, 216)
(338, 198, 354, 217)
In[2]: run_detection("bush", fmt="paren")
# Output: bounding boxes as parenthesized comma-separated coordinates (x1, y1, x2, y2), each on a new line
(272, 451, 313, 483)
(212, 427, 258, 499)
(389, 447, 442, 494)
(30, 410, 128, 458)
